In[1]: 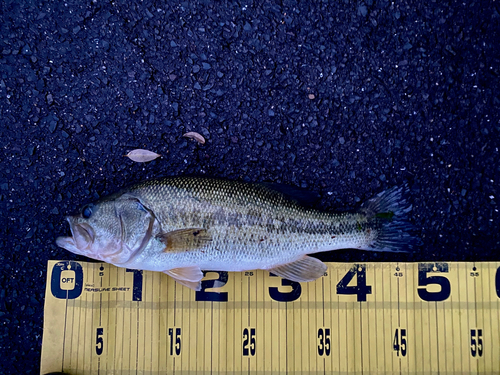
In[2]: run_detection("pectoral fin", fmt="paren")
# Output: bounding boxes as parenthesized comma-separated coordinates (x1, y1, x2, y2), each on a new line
(268, 256, 327, 282)
(157, 228, 212, 252)
(165, 266, 204, 291)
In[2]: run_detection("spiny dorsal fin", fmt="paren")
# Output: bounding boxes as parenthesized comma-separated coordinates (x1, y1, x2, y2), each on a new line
(157, 228, 212, 252)
(268, 256, 327, 282)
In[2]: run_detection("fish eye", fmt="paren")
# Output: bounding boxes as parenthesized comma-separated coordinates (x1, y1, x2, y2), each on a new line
(82, 204, 93, 219)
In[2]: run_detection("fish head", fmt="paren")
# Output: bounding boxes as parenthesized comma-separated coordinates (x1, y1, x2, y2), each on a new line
(56, 195, 155, 265)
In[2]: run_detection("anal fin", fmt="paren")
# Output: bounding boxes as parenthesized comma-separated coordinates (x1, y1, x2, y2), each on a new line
(268, 256, 327, 282)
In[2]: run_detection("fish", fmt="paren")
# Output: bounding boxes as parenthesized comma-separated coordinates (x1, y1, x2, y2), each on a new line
(56, 176, 420, 290)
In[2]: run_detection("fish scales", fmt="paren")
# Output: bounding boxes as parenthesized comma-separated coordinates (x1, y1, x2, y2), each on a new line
(128, 177, 369, 263)
(56, 176, 419, 290)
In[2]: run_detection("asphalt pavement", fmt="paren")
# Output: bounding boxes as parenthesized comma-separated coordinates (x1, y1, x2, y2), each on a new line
(0, 0, 499, 373)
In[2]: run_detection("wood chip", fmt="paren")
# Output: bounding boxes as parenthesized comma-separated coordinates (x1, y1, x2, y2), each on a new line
(183, 132, 205, 144)
(124, 149, 161, 163)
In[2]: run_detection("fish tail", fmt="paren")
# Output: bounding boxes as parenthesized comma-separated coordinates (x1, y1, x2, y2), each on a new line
(360, 184, 421, 252)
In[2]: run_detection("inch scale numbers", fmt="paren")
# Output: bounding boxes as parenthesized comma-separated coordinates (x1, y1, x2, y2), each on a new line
(41, 261, 500, 374)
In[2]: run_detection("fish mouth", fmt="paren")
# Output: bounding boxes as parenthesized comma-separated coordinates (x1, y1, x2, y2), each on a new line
(56, 217, 95, 255)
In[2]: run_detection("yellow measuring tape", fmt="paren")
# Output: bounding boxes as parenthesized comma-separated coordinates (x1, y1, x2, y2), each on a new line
(41, 260, 500, 374)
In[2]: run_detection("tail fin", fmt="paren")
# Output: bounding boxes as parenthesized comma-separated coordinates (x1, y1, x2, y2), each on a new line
(360, 184, 421, 252)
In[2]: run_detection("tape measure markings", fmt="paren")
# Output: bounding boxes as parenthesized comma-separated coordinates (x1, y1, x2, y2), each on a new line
(41, 260, 500, 374)
(466, 262, 473, 374)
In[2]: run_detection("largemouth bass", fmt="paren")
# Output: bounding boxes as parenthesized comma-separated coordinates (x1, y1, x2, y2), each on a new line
(56, 177, 419, 290)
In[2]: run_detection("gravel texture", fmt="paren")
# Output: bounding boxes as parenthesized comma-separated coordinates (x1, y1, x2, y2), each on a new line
(0, 0, 499, 373)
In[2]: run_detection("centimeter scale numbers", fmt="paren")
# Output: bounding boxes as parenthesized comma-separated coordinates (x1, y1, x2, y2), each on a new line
(41, 261, 500, 374)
